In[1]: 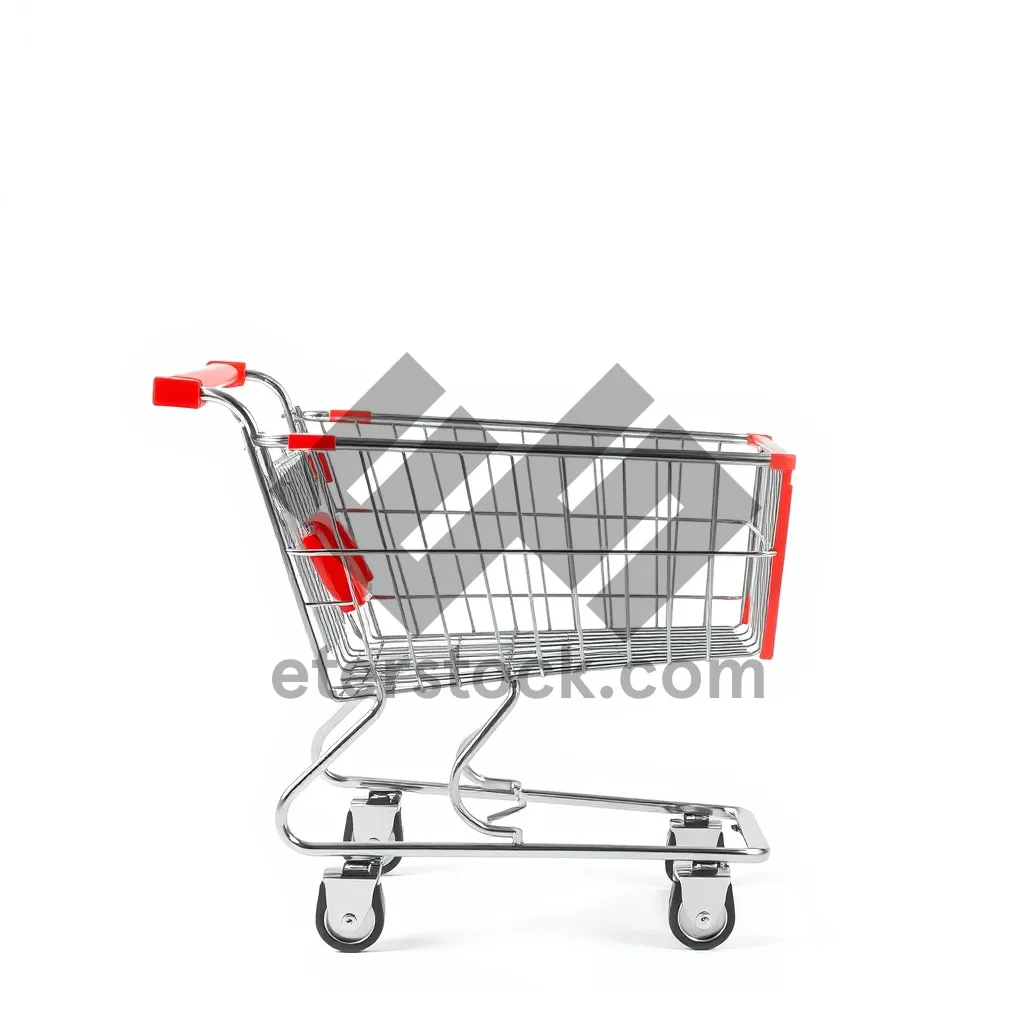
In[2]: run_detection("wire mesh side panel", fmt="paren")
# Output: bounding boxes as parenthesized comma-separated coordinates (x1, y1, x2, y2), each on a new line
(262, 419, 779, 699)
(265, 450, 380, 689)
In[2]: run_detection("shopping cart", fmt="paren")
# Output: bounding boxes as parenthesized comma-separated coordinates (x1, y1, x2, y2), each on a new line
(153, 361, 795, 951)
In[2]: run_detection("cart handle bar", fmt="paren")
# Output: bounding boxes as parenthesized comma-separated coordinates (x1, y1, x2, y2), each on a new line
(153, 361, 247, 408)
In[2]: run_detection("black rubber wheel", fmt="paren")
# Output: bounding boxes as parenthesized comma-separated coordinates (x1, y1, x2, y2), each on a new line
(315, 881, 385, 952)
(343, 809, 403, 875)
(664, 829, 725, 880)
(668, 880, 735, 950)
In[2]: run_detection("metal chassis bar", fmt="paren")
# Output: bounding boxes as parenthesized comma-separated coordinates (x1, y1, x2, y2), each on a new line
(320, 778, 769, 862)
(297, 843, 768, 861)
(279, 687, 769, 864)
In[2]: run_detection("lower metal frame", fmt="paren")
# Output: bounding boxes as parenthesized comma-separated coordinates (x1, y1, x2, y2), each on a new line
(278, 683, 768, 951)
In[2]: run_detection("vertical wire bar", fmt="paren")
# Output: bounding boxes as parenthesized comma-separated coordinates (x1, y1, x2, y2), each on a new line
(653, 438, 660, 629)
(741, 463, 764, 636)
(558, 456, 587, 673)
(424, 426, 477, 634)
(400, 450, 460, 685)
(362, 422, 421, 636)
(524, 439, 553, 631)
(667, 456, 685, 662)
(509, 453, 544, 676)
(665, 461, 674, 664)
(602, 448, 612, 627)
(483, 452, 519, 633)
(743, 462, 770, 652)
(704, 444, 723, 660)
(459, 453, 508, 675)
(621, 457, 632, 667)
(358, 449, 420, 680)
(591, 434, 611, 629)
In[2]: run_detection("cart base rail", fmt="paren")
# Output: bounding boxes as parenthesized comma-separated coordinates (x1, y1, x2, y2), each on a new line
(284, 698, 768, 952)
(311, 781, 762, 952)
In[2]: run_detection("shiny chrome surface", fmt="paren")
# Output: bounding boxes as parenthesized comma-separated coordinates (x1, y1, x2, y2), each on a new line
(321, 860, 381, 940)
(672, 867, 733, 941)
(174, 371, 775, 950)
(347, 795, 401, 844)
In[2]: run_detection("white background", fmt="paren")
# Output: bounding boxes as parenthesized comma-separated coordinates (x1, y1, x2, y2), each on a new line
(2, 2, 1020, 1021)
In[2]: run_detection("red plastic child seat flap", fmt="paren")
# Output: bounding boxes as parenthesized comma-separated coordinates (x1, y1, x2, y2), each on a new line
(305, 452, 334, 484)
(301, 514, 372, 611)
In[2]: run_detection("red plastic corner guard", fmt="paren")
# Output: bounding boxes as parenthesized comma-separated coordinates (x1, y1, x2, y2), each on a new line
(288, 434, 336, 450)
(329, 410, 372, 424)
(747, 433, 796, 471)
(747, 434, 796, 660)
(153, 361, 247, 408)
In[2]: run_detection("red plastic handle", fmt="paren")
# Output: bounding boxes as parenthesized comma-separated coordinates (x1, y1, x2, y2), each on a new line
(153, 361, 247, 409)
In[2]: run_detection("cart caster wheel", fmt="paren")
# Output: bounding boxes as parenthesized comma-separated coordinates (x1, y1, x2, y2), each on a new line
(344, 808, 403, 874)
(668, 878, 735, 950)
(315, 880, 385, 953)
(664, 828, 724, 879)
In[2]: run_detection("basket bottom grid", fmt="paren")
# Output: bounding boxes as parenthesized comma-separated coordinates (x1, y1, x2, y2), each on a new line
(331, 624, 760, 699)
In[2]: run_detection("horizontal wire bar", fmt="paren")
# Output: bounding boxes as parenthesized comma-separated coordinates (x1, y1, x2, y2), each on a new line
(256, 433, 772, 464)
(297, 408, 753, 446)
(304, 593, 745, 606)
(377, 626, 746, 640)
(324, 507, 758, 527)
(287, 547, 774, 557)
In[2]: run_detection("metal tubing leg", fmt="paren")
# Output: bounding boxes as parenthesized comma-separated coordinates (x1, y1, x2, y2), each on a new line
(448, 674, 525, 843)
(275, 686, 386, 853)
(289, 682, 769, 866)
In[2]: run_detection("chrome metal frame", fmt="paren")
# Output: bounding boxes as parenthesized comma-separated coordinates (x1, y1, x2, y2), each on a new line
(176, 369, 779, 950)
